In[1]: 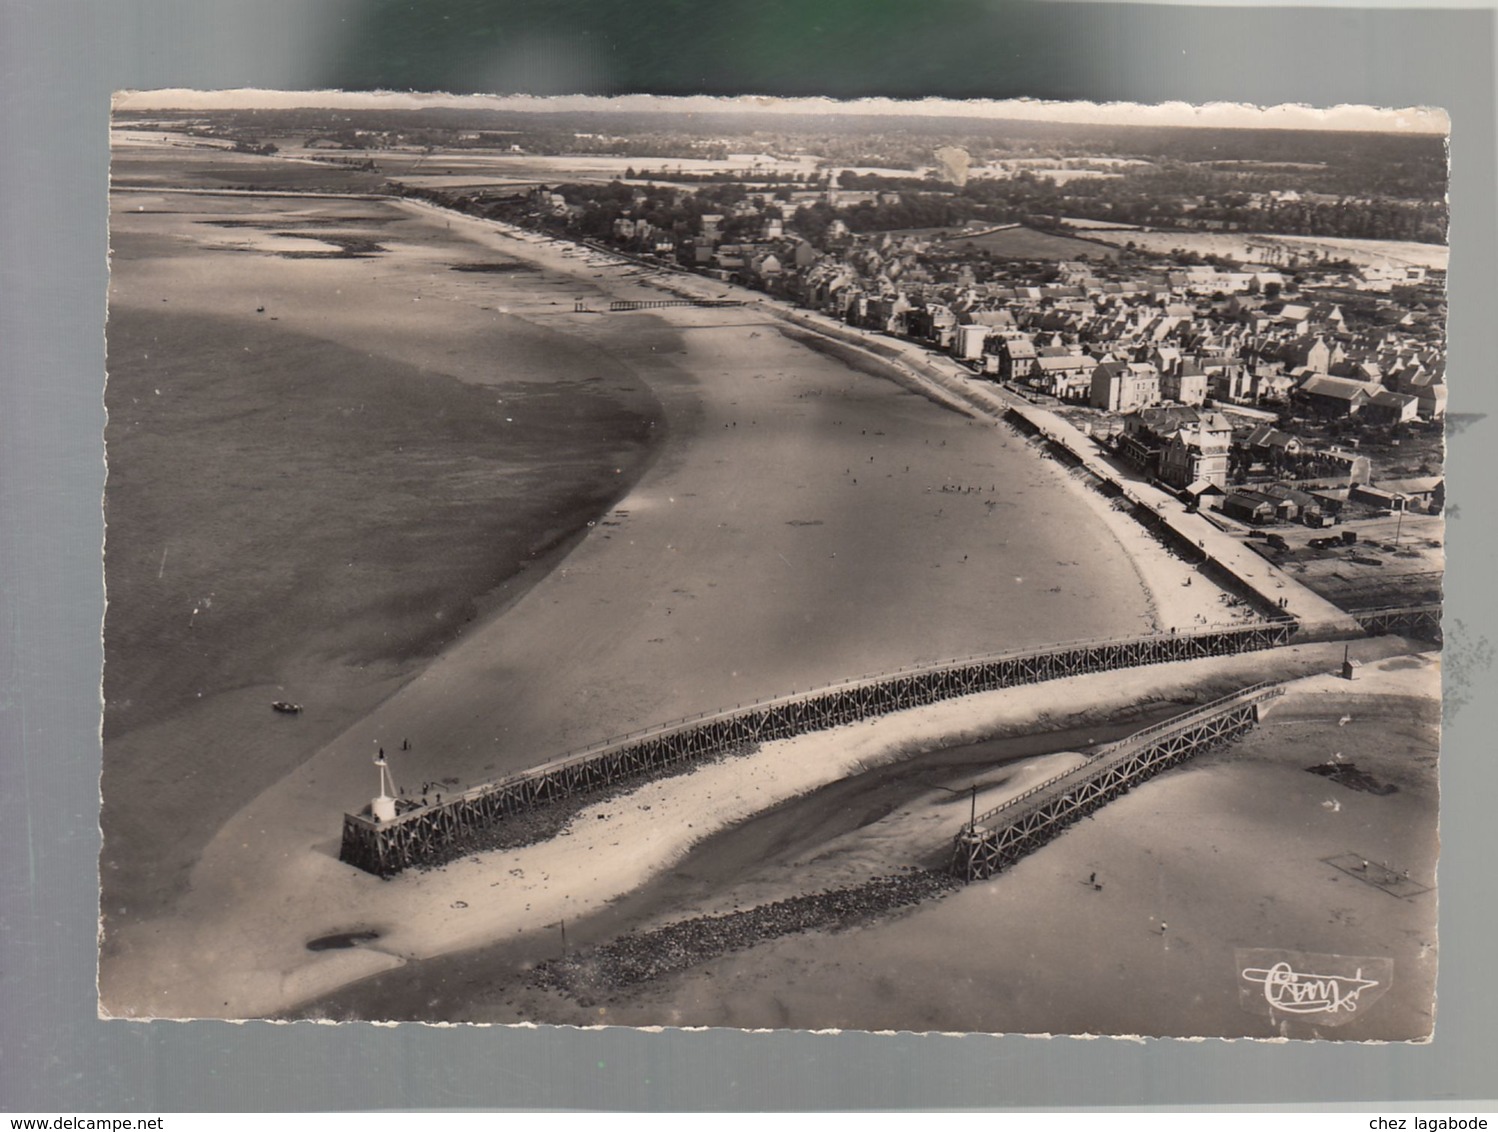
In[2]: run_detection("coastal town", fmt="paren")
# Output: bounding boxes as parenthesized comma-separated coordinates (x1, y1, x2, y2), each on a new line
(101, 99, 1445, 1038)
(461, 155, 1447, 619)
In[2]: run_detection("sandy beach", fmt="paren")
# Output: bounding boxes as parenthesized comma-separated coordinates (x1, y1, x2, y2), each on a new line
(100, 151, 1408, 1027)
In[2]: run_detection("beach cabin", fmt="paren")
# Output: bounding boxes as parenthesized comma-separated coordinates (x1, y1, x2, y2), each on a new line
(1180, 479, 1225, 510)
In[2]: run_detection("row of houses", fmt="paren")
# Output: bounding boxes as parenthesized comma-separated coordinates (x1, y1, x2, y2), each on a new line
(714, 213, 1444, 413)
(784, 255, 1446, 422)
(1219, 475, 1443, 526)
(1106, 399, 1439, 532)
(545, 186, 1446, 428)
(979, 313, 1443, 416)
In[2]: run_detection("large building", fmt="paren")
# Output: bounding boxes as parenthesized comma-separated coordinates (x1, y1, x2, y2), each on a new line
(1160, 418, 1232, 489)
(995, 336, 1037, 381)
(1160, 360, 1209, 406)
(1119, 406, 1233, 489)
(1091, 361, 1161, 412)
(1293, 373, 1379, 417)
(952, 322, 991, 361)
(1032, 354, 1098, 401)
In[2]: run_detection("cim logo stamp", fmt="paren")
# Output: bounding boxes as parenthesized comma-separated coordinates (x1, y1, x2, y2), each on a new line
(1236, 949, 1393, 1026)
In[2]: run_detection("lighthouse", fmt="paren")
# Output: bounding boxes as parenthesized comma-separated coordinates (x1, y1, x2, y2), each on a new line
(371, 748, 397, 822)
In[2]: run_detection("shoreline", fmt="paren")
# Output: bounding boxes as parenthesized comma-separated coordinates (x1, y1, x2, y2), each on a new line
(329, 199, 1271, 793)
(424, 201, 1253, 640)
(100, 182, 1378, 1024)
(630, 262, 1358, 632)
(618, 247, 1254, 634)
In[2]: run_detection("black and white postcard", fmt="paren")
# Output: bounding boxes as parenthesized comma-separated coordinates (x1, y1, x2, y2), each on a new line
(100, 92, 1445, 1039)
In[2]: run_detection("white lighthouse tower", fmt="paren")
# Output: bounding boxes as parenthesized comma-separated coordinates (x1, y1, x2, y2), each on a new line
(371, 748, 397, 822)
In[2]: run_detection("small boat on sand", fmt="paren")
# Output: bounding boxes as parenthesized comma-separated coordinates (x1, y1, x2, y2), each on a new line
(271, 701, 302, 715)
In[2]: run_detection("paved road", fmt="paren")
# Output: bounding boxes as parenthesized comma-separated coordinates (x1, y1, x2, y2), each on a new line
(996, 404, 1362, 635)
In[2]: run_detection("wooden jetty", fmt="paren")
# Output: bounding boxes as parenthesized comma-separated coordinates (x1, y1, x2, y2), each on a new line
(339, 619, 1295, 876)
(950, 681, 1286, 882)
(608, 298, 747, 311)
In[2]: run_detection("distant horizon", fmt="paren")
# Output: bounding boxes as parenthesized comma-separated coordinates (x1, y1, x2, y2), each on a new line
(111, 90, 1449, 135)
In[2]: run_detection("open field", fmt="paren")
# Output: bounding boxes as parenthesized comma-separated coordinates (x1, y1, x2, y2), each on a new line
(369, 151, 818, 181)
(1061, 216, 1143, 231)
(937, 224, 1119, 260)
(871, 224, 1121, 262)
(1242, 512, 1445, 612)
(109, 145, 388, 194)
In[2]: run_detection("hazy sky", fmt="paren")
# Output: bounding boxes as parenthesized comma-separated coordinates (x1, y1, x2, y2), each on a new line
(112, 90, 1448, 134)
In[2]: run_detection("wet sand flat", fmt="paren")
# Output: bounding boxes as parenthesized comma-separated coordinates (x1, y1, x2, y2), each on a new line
(104, 193, 663, 920)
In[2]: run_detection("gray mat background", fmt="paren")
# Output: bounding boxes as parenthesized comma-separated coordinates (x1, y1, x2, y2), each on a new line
(1, 0, 1494, 1112)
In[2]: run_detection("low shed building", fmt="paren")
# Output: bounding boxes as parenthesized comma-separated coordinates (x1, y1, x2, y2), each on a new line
(1221, 491, 1278, 524)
